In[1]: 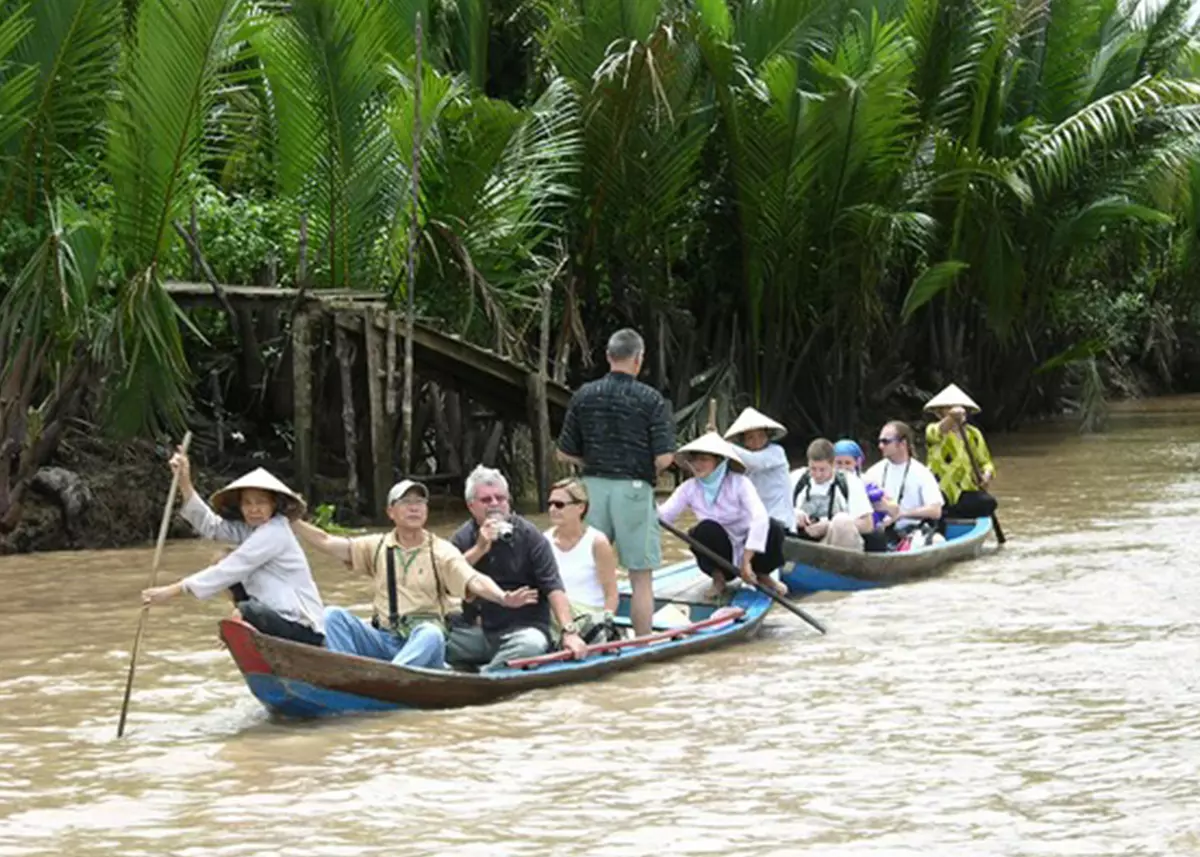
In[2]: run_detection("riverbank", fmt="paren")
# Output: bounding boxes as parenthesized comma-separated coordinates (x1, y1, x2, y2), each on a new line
(0, 369, 1183, 555)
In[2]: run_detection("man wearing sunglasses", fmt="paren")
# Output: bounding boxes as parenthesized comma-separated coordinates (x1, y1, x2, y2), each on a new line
(862, 421, 943, 548)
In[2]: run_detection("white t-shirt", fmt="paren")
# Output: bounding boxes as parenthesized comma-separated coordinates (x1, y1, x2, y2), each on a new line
(862, 457, 942, 528)
(789, 468, 873, 523)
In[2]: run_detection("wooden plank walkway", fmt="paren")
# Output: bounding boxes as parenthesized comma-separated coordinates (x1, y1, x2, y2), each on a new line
(164, 281, 572, 419)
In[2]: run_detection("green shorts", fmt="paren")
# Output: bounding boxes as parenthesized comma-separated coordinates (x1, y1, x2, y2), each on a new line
(582, 476, 661, 571)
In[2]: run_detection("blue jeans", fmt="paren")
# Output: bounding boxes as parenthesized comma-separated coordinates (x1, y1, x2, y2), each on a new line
(322, 607, 445, 668)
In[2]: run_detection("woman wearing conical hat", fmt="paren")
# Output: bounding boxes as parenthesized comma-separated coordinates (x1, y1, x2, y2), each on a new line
(724, 406, 794, 530)
(924, 383, 998, 520)
(657, 432, 788, 598)
(141, 449, 326, 646)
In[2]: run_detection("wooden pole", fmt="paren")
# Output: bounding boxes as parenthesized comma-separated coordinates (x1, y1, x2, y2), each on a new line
(400, 14, 424, 477)
(297, 211, 309, 288)
(335, 318, 360, 502)
(292, 310, 314, 502)
(532, 279, 553, 505)
(116, 431, 193, 738)
(364, 307, 391, 511)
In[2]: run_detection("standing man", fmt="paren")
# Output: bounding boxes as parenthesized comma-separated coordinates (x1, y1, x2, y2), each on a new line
(556, 328, 675, 638)
(924, 383, 998, 520)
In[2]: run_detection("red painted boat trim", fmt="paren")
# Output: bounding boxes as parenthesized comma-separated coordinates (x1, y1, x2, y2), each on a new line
(219, 619, 275, 676)
(506, 606, 746, 669)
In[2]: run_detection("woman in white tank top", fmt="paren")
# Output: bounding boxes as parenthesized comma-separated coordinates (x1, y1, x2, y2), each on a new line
(543, 478, 618, 625)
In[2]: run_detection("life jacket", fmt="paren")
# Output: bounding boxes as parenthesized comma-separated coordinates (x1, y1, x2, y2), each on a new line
(792, 470, 850, 521)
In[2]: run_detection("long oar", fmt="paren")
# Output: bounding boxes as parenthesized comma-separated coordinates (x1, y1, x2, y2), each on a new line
(116, 431, 192, 738)
(658, 518, 827, 635)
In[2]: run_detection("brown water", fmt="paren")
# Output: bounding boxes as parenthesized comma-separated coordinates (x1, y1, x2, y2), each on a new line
(2, 398, 1200, 856)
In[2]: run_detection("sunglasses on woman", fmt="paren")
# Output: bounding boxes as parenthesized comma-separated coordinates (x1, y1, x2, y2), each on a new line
(547, 499, 583, 509)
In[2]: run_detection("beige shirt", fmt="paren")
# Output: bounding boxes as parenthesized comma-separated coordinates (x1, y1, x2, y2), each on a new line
(348, 530, 478, 624)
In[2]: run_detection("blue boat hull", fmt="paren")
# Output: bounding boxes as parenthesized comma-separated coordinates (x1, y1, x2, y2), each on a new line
(781, 518, 993, 595)
(221, 561, 772, 718)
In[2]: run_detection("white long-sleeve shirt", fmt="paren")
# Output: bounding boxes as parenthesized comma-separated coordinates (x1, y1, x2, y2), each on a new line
(729, 443, 794, 526)
(179, 494, 325, 633)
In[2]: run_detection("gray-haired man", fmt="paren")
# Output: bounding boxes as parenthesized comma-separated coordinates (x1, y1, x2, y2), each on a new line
(556, 328, 675, 637)
(448, 465, 587, 671)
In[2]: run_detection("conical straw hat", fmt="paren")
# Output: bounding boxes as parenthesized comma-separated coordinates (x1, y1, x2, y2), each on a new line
(675, 431, 746, 473)
(724, 406, 787, 442)
(210, 467, 307, 520)
(924, 383, 980, 414)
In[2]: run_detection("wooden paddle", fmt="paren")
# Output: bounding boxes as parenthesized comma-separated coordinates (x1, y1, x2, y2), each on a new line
(658, 517, 827, 635)
(116, 430, 192, 738)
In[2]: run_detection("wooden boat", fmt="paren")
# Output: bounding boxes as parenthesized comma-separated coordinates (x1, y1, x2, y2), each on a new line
(780, 517, 993, 594)
(219, 560, 772, 718)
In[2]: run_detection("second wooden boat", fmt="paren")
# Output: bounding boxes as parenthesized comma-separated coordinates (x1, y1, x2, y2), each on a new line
(780, 517, 993, 594)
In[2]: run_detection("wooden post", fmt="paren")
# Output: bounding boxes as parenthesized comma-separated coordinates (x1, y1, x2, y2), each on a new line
(385, 309, 398, 418)
(292, 310, 314, 502)
(363, 307, 391, 513)
(297, 211, 309, 288)
(530, 280, 553, 506)
(334, 317, 360, 503)
(210, 369, 225, 457)
(401, 14, 425, 477)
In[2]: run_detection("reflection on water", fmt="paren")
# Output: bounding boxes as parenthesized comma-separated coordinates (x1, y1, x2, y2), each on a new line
(2, 398, 1200, 856)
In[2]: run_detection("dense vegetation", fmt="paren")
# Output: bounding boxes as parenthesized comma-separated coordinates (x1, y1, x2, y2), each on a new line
(3, 0, 1200, 531)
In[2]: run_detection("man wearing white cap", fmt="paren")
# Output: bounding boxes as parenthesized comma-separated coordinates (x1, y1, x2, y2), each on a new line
(724, 406, 794, 529)
(142, 449, 326, 646)
(292, 479, 537, 668)
(924, 383, 998, 520)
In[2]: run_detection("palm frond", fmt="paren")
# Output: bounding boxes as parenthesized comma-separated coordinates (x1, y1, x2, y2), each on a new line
(255, 0, 400, 288)
(105, 0, 246, 433)
(0, 4, 35, 154)
(4, 0, 121, 215)
(1016, 76, 1200, 198)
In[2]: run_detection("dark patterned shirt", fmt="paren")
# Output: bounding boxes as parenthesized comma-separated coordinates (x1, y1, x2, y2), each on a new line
(557, 372, 675, 482)
(450, 516, 562, 633)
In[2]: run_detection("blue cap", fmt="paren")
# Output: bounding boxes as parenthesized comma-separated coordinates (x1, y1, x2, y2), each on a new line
(833, 439, 864, 459)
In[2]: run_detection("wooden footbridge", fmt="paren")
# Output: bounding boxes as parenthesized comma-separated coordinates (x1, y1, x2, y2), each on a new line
(165, 282, 572, 511)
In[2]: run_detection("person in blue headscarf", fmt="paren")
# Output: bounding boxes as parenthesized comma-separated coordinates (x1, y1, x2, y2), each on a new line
(833, 438, 891, 550)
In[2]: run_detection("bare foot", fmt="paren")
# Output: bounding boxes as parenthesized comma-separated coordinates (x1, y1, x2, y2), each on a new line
(704, 577, 726, 601)
(759, 576, 787, 597)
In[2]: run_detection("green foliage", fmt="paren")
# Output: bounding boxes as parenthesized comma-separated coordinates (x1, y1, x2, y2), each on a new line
(312, 502, 367, 535)
(4, 0, 1200, 447)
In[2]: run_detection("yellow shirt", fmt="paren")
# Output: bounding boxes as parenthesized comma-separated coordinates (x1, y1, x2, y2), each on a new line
(925, 422, 995, 504)
(348, 530, 478, 626)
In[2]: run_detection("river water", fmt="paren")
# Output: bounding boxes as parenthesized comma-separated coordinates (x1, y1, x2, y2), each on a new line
(1, 398, 1198, 856)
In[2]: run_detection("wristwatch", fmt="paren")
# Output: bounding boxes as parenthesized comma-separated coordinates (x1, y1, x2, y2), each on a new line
(562, 620, 580, 636)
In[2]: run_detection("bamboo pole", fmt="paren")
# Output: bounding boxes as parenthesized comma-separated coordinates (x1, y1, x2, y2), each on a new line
(364, 307, 390, 510)
(400, 14, 424, 477)
(335, 320, 360, 501)
(116, 431, 192, 738)
(292, 310, 314, 501)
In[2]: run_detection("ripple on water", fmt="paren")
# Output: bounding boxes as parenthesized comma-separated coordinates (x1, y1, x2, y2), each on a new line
(4, 407, 1200, 855)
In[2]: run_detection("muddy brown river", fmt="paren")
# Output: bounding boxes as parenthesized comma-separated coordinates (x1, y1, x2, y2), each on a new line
(2, 398, 1199, 856)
